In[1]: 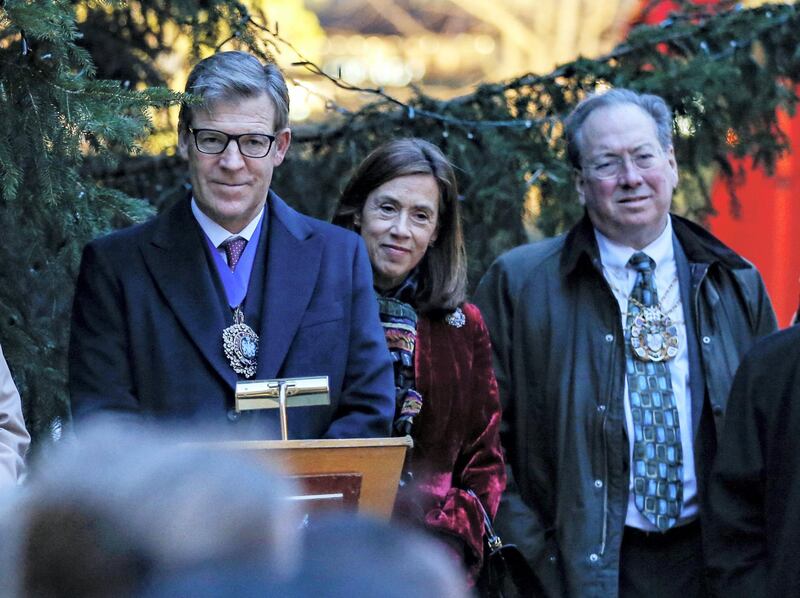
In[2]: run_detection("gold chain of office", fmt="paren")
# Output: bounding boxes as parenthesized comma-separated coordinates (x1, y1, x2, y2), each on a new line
(605, 271, 682, 363)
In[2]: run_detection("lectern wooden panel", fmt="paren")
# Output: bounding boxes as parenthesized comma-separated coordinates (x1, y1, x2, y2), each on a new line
(204, 437, 412, 518)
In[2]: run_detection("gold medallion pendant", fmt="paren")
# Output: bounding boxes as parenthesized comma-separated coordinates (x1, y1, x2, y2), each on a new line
(222, 307, 259, 378)
(629, 306, 679, 362)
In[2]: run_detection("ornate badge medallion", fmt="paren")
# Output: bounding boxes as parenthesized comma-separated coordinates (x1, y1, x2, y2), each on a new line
(629, 306, 679, 362)
(222, 307, 259, 378)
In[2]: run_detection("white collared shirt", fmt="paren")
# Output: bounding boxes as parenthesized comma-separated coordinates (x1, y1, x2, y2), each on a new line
(191, 199, 264, 265)
(595, 216, 698, 530)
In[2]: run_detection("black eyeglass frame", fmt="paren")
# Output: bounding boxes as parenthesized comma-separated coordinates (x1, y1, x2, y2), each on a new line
(188, 128, 277, 158)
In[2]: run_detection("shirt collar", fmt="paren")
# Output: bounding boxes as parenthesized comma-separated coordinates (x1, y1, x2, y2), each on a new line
(594, 216, 674, 273)
(190, 198, 264, 248)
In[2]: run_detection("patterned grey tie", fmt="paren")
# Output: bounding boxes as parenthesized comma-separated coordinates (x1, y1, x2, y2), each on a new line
(626, 251, 683, 530)
(222, 236, 247, 271)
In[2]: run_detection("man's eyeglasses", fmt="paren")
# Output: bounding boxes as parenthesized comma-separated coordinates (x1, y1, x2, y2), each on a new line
(189, 128, 276, 158)
(582, 151, 662, 180)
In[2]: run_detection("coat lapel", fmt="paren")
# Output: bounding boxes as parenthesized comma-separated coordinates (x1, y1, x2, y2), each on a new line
(140, 199, 237, 389)
(256, 193, 323, 379)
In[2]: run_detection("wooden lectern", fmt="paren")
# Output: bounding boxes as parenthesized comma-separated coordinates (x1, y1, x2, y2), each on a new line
(209, 436, 413, 519)
(201, 376, 412, 519)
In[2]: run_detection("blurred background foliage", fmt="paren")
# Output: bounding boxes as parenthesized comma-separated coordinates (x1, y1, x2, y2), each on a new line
(2, 0, 799, 441)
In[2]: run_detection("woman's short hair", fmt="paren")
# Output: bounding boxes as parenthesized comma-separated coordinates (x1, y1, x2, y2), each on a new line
(332, 138, 467, 313)
(565, 88, 674, 169)
(178, 51, 290, 134)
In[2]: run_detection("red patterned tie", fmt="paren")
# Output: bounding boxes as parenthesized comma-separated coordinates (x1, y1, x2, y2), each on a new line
(222, 237, 247, 271)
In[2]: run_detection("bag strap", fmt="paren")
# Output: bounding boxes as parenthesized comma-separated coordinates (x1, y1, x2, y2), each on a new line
(467, 489, 503, 551)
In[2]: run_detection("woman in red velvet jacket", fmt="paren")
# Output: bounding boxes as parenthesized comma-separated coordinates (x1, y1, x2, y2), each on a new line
(333, 138, 506, 580)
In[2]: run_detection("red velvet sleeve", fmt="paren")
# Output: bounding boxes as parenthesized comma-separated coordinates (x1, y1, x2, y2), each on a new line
(422, 304, 507, 578)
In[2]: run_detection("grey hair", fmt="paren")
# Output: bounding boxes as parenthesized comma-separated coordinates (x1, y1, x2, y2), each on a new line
(178, 51, 290, 134)
(0, 421, 299, 597)
(565, 88, 674, 168)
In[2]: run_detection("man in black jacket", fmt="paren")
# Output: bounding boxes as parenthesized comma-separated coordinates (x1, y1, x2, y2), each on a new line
(704, 325, 800, 596)
(475, 88, 777, 597)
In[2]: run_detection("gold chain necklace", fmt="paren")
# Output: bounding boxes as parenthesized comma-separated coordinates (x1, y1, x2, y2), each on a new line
(603, 268, 682, 363)
(625, 274, 682, 321)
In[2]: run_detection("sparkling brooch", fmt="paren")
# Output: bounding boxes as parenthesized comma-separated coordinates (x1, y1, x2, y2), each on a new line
(445, 307, 465, 328)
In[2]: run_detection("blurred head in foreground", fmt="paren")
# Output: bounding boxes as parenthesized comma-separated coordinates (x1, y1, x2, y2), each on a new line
(0, 421, 298, 597)
(290, 513, 469, 598)
(141, 512, 470, 598)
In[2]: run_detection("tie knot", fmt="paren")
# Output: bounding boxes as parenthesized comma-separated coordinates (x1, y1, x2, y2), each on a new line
(628, 251, 655, 273)
(628, 251, 658, 307)
(223, 236, 247, 271)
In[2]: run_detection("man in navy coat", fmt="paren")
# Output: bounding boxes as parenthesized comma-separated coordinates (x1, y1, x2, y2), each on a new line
(68, 51, 394, 439)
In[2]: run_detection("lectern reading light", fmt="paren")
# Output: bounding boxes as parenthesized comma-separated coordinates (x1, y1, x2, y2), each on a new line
(234, 376, 329, 440)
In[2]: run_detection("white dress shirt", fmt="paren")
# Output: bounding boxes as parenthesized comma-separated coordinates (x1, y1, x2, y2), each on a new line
(595, 216, 698, 530)
(191, 199, 264, 264)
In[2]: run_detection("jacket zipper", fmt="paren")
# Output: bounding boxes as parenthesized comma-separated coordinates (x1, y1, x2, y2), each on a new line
(691, 264, 709, 335)
(595, 257, 617, 558)
(599, 402, 610, 556)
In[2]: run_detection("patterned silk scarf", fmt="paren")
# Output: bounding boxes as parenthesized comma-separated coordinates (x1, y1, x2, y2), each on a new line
(376, 272, 422, 437)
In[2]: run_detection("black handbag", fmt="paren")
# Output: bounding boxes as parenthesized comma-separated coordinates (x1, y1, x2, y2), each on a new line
(467, 490, 544, 598)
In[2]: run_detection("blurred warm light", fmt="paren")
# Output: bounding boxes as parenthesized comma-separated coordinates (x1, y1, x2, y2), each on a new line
(341, 60, 368, 85)
(346, 35, 366, 54)
(474, 35, 496, 55)
(256, 0, 325, 64)
(594, 81, 613, 93)
(523, 180, 545, 241)
(288, 83, 326, 122)
(675, 115, 696, 138)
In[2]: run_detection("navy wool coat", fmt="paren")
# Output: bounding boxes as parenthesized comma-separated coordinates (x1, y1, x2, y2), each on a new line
(69, 192, 395, 439)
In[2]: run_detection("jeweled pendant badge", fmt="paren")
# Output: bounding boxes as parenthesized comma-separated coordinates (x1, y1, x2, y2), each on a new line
(222, 306, 259, 378)
(629, 306, 679, 362)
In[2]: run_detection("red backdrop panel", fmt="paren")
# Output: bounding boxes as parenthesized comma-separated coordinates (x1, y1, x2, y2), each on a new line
(707, 110, 800, 326)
